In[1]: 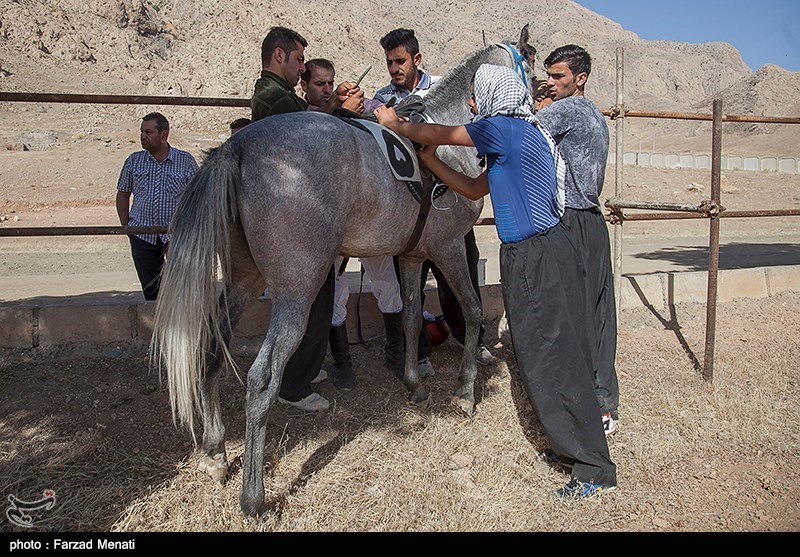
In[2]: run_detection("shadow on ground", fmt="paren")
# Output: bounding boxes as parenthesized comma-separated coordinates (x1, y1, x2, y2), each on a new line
(633, 242, 800, 271)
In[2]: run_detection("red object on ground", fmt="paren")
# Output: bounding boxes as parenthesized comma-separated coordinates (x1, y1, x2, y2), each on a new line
(426, 317, 450, 348)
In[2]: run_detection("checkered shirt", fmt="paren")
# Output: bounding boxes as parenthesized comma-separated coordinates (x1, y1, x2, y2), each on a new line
(117, 146, 199, 245)
(373, 70, 440, 104)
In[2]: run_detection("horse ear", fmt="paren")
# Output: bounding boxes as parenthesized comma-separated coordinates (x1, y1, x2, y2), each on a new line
(517, 24, 530, 52)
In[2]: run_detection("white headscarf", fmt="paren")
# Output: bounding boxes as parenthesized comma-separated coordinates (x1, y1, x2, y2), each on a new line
(472, 64, 566, 215)
(473, 64, 536, 123)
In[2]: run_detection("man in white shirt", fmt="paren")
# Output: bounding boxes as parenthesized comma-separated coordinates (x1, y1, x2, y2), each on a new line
(375, 28, 496, 367)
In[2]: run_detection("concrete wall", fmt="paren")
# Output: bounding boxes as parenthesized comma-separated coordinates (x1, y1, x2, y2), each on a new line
(612, 152, 800, 174)
(2, 266, 798, 353)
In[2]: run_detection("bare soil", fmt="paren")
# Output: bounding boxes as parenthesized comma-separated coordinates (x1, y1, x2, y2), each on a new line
(0, 292, 798, 532)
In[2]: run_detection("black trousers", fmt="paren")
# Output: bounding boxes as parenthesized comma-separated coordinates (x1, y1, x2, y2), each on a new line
(129, 235, 166, 301)
(279, 267, 335, 401)
(422, 229, 486, 346)
(562, 207, 620, 419)
(392, 258, 433, 360)
(500, 222, 616, 486)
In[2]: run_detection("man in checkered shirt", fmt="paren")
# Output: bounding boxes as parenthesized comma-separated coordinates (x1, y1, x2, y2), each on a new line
(116, 112, 199, 300)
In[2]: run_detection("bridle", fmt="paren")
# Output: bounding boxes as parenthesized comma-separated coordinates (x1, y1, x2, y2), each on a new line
(497, 42, 532, 93)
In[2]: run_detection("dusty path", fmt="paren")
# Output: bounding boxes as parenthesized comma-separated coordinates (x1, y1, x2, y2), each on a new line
(2, 208, 798, 302)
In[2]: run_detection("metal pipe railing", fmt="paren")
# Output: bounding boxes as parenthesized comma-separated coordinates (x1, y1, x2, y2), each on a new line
(703, 100, 724, 382)
(2, 75, 799, 384)
(613, 47, 625, 326)
(0, 92, 249, 108)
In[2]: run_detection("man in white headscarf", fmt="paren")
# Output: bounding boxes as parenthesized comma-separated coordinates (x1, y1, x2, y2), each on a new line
(375, 64, 617, 500)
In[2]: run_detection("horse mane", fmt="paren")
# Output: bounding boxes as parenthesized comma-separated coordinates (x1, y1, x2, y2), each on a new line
(422, 44, 508, 125)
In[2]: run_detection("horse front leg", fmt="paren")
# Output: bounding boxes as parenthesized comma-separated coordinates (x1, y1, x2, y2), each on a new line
(398, 256, 429, 406)
(240, 299, 306, 517)
(429, 245, 482, 416)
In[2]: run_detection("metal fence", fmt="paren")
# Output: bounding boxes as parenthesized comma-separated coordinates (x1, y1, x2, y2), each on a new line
(2, 48, 799, 381)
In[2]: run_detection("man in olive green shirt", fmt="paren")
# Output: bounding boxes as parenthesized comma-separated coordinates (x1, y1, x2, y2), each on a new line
(251, 27, 362, 121)
(248, 27, 363, 413)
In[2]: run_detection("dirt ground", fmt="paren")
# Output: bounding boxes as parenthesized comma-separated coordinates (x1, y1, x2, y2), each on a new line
(0, 293, 798, 532)
(1, 106, 799, 533)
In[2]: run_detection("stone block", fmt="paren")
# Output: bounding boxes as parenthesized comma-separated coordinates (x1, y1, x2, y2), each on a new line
(649, 153, 664, 168)
(620, 274, 664, 311)
(726, 156, 743, 171)
(694, 154, 711, 170)
(136, 301, 156, 340)
(0, 307, 34, 348)
(760, 158, 777, 172)
(666, 270, 709, 304)
(778, 159, 797, 174)
(766, 265, 800, 294)
(38, 305, 132, 345)
(717, 268, 769, 302)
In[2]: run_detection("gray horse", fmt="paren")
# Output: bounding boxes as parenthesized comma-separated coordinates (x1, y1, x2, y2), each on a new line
(152, 27, 535, 517)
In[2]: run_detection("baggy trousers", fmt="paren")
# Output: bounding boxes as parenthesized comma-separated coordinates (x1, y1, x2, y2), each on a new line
(562, 207, 620, 419)
(279, 266, 335, 401)
(500, 221, 616, 486)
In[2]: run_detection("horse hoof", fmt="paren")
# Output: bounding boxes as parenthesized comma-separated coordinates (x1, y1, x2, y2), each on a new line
(451, 396, 475, 417)
(240, 493, 266, 517)
(198, 454, 229, 484)
(409, 388, 430, 407)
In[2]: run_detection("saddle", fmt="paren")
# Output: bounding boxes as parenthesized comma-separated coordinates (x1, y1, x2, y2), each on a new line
(333, 96, 449, 254)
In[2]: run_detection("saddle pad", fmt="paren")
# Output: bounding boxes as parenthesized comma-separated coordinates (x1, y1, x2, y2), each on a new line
(342, 118, 422, 183)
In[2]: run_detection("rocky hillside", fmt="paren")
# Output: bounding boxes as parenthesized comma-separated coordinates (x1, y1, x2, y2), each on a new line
(0, 0, 797, 142)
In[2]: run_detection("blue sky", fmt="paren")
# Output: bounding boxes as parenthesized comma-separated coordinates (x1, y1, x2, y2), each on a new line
(573, 0, 800, 71)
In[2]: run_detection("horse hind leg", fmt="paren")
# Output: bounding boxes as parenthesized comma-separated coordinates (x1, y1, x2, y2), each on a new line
(397, 256, 430, 406)
(199, 228, 267, 484)
(239, 297, 310, 517)
(428, 244, 483, 416)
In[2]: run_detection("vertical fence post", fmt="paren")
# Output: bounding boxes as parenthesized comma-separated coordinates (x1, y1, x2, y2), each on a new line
(703, 99, 723, 382)
(613, 47, 625, 324)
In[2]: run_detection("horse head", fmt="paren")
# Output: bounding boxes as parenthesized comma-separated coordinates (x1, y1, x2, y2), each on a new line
(479, 25, 537, 91)
(504, 24, 537, 91)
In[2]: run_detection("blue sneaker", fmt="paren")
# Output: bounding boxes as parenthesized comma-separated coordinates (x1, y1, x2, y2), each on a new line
(554, 478, 617, 500)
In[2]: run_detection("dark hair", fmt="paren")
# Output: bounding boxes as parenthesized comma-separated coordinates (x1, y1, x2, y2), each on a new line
(229, 118, 251, 131)
(301, 58, 335, 84)
(380, 28, 419, 57)
(544, 44, 591, 76)
(261, 26, 308, 66)
(142, 112, 169, 132)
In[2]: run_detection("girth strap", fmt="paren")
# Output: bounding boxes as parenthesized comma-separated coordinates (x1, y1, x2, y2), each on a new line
(400, 167, 439, 255)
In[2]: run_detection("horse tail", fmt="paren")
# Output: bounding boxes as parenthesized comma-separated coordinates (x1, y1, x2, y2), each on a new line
(151, 141, 242, 438)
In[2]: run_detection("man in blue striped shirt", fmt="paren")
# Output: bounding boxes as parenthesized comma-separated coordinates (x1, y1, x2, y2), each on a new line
(376, 64, 617, 500)
(116, 112, 199, 300)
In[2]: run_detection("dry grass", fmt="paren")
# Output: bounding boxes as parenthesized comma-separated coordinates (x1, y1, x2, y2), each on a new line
(1, 292, 799, 532)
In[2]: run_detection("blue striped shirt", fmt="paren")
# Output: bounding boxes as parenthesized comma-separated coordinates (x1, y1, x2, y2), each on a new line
(117, 146, 199, 244)
(465, 116, 559, 244)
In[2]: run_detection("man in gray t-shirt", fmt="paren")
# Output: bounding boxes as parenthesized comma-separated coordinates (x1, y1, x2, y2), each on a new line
(537, 45, 620, 437)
